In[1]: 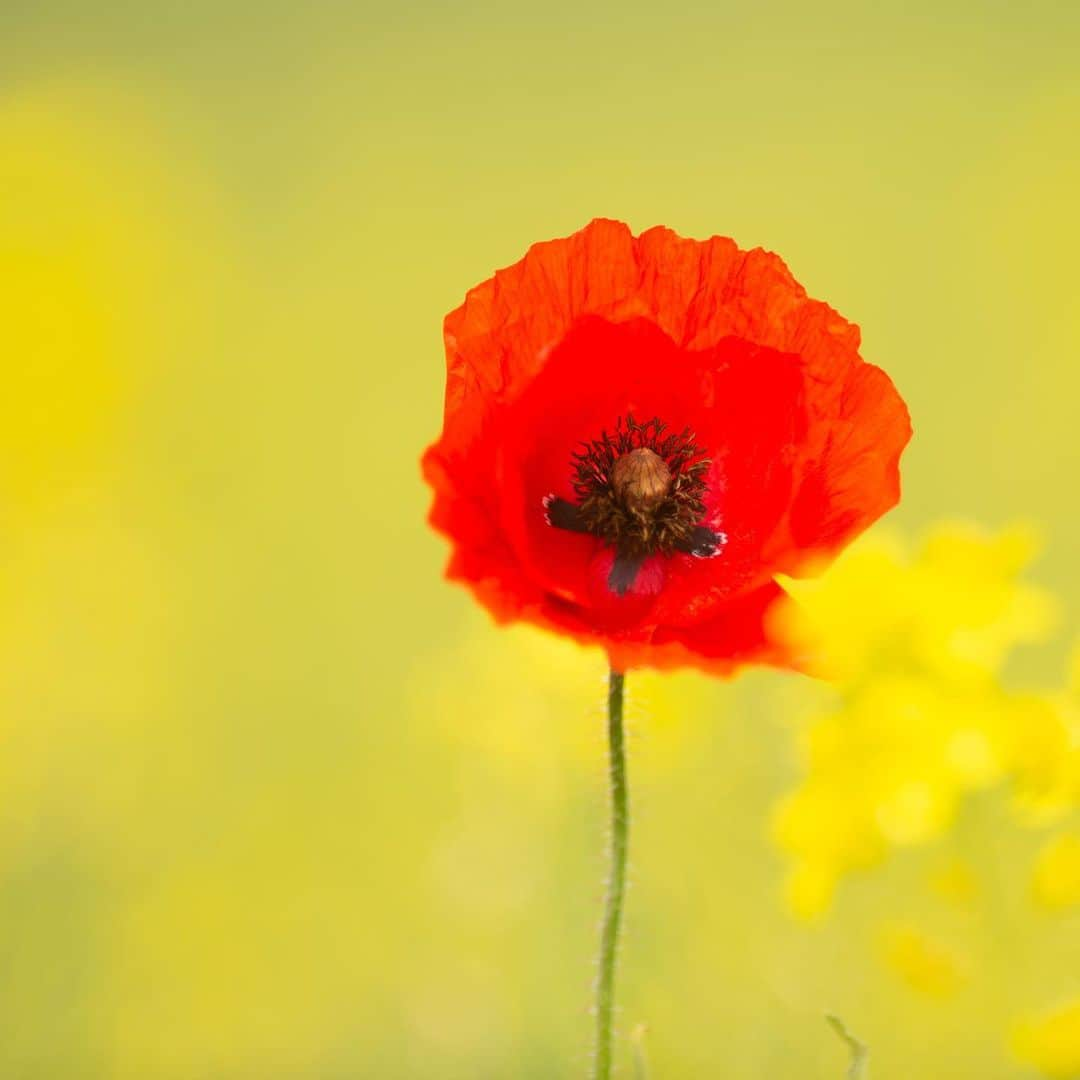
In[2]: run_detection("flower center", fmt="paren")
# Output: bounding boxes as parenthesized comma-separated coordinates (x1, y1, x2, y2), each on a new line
(542, 415, 725, 595)
(611, 447, 671, 512)
(572, 415, 709, 557)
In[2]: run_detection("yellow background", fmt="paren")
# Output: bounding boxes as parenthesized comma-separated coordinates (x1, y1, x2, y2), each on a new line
(1, 2, 1078, 1076)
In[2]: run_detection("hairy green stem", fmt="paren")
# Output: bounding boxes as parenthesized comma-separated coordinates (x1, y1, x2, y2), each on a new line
(593, 669, 628, 1080)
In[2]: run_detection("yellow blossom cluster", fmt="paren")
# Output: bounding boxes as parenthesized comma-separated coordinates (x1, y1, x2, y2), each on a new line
(1014, 999, 1080, 1080)
(769, 524, 1080, 1076)
(876, 921, 966, 998)
(769, 523, 1077, 920)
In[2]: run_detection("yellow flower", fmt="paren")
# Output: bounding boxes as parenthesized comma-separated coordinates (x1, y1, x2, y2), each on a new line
(0, 91, 165, 508)
(928, 858, 980, 907)
(1013, 998, 1080, 1078)
(877, 922, 965, 997)
(1032, 833, 1080, 911)
(1009, 689, 1080, 823)
(770, 524, 1064, 918)
(774, 522, 1056, 686)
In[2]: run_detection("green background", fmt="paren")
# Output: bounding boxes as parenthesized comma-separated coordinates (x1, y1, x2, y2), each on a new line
(1, 2, 1078, 1076)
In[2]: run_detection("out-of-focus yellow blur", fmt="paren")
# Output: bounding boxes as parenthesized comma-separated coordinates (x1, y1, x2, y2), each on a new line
(1, 4, 1078, 1077)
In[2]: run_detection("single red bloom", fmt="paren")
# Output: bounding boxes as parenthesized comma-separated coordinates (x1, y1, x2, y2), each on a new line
(422, 219, 911, 675)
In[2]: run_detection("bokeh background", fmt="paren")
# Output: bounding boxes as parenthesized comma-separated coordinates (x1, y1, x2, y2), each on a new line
(2, 2, 1079, 1076)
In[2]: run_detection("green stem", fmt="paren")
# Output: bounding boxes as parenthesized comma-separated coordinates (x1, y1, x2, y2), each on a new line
(593, 669, 629, 1080)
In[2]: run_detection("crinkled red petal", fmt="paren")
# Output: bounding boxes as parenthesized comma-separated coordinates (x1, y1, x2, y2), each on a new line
(423, 219, 911, 674)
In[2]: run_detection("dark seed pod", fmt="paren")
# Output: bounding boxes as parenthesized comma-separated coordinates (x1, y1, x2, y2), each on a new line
(612, 448, 672, 512)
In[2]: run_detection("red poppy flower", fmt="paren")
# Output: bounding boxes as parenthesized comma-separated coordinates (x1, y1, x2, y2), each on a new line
(422, 219, 911, 674)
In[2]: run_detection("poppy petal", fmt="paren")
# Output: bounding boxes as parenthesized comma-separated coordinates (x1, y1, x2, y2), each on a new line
(423, 220, 911, 675)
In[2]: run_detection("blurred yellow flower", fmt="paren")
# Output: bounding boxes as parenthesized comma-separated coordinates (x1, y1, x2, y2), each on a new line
(1013, 998, 1080, 1079)
(1032, 833, 1080, 911)
(928, 857, 980, 907)
(774, 522, 1055, 685)
(877, 922, 965, 997)
(0, 90, 171, 510)
(771, 524, 1066, 918)
(1009, 686, 1080, 824)
(0, 88, 205, 860)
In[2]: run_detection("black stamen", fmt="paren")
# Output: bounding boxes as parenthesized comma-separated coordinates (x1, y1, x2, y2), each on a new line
(541, 414, 721, 593)
(567, 415, 712, 557)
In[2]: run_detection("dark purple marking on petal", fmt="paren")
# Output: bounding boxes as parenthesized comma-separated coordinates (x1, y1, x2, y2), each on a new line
(543, 494, 589, 533)
(607, 553, 643, 597)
